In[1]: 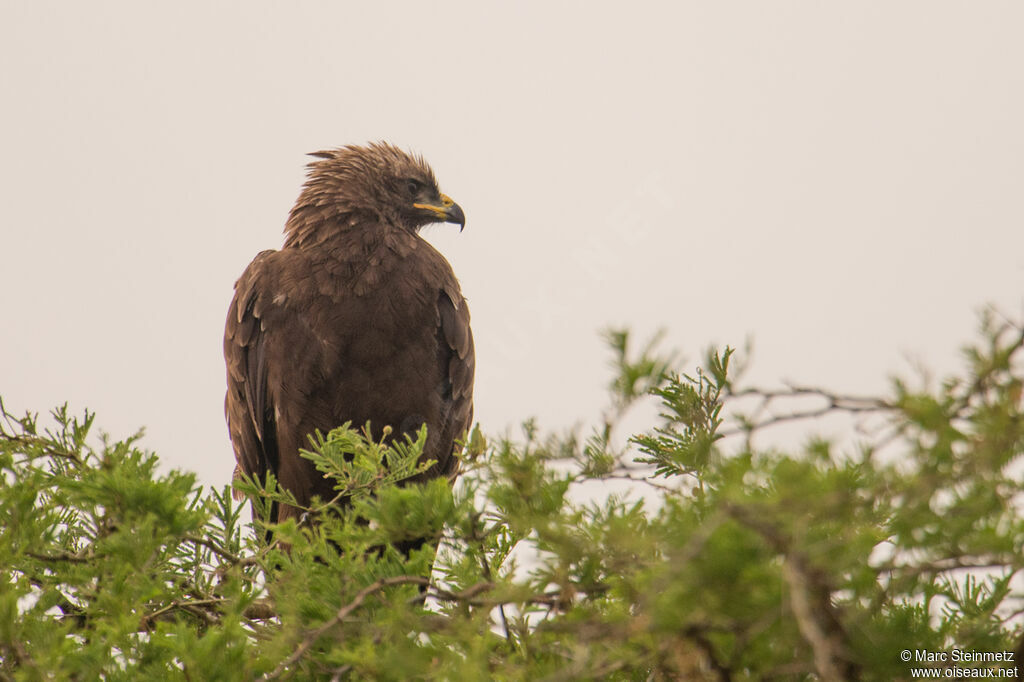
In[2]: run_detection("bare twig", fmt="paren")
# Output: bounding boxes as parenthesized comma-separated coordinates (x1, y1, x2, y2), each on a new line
(596, 471, 678, 493)
(721, 384, 895, 442)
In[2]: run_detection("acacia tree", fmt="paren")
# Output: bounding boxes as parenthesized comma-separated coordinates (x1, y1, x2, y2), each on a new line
(2, 309, 1023, 680)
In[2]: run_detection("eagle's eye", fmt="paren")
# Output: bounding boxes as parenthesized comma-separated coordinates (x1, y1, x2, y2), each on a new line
(406, 180, 421, 196)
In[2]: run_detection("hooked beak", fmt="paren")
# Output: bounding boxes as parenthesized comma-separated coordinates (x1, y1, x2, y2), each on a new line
(414, 193, 466, 232)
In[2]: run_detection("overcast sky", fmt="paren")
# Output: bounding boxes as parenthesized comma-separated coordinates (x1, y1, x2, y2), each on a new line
(2, 2, 1022, 488)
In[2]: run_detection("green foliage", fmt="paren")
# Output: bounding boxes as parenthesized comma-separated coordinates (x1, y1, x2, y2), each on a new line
(2, 309, 1024, 680)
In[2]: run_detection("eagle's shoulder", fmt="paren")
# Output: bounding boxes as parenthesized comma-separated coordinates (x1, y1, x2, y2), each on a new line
(403, 230, 465, 300)
(225, 249, 275, 352)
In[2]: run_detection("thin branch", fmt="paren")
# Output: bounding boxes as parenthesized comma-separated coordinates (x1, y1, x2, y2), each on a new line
(25, 549, 93, 563)
(877, 557, 1016, 576)
(720, 384, 895, 441)
(265, 575, 430, 680)
(595, 471, 678, 493)
(25, 575, 88, 627)
(426, 580, 496, 604)
(140, 598, 225, 631)
(729, 383, 892, 408)
(952, 322, 1024, 418)
(184, 534, 242, 565)
(478, 547, 512, 647)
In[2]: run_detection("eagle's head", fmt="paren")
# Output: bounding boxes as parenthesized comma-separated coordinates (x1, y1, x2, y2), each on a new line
(285, 142, 465, 245)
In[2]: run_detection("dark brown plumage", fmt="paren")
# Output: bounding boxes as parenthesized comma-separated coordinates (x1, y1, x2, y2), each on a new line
(224, 142, 474, 525)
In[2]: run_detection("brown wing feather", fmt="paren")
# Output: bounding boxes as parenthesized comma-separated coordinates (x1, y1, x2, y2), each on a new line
(433, 289, 475, 477)
(224, 251, 277, 489)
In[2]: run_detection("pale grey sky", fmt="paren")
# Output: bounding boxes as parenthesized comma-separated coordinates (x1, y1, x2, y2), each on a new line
(2, 2, 1022, 488)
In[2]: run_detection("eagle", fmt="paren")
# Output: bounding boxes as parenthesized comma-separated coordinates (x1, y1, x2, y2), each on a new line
(224, 142, 474, 529)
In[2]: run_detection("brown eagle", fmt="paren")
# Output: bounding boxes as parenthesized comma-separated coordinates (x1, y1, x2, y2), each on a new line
(224, 142, 474, 526)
